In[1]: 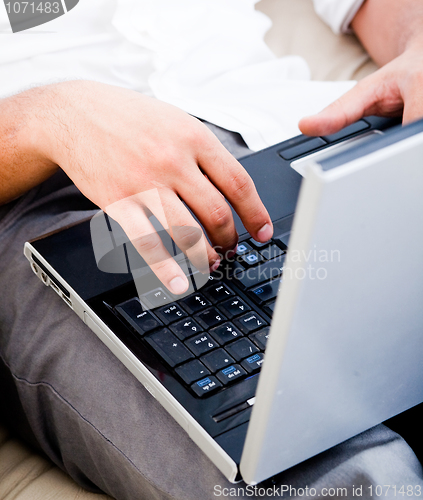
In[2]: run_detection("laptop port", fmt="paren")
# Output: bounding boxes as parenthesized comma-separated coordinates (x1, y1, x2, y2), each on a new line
(61, 294, 73, 309)
(50, 280, 61, 295)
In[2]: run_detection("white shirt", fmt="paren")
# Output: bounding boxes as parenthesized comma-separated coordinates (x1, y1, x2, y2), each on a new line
(313, 0, 365, 34)
(0, 0, 362, 150)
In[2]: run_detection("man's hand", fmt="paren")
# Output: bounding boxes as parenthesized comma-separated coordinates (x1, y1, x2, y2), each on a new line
(299, 0, 423, 136)
(0, 81, 273, 294)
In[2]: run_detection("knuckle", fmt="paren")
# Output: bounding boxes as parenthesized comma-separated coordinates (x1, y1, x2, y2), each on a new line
(136, 232, 163, 254)
(228, 170, 253, 201)
(173, 225, 202, 249)
(152, 258, 175, 275)
(209, 202, 232, 230)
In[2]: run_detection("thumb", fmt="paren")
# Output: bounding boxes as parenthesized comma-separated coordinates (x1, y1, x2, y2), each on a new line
(299, 74, 385, 137)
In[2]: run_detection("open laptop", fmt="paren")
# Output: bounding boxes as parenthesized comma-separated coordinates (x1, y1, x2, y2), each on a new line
(24, 116, 423, 485)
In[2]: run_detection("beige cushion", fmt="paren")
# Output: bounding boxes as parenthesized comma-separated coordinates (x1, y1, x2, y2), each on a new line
(0, 3, 378, 500)
(257, 0, 378, 81)
(0, 425, 113, 500)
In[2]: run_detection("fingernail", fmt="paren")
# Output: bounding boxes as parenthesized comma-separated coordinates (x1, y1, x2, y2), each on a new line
(257, 223, 273, 242)
(209, 258, 221, 273)
(169, 276, 188, 295)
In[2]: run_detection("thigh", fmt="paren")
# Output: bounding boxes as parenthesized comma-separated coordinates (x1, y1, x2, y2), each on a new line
(1, 171, 422, 500)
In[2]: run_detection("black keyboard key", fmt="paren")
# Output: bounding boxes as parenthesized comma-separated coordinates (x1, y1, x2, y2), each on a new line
(233, 312, 268, 334)
(278, 137, 327, 160)
(145, 329, 194, 367)
(273, 233, 289, 249)
(223, 260, 244, 278)
(249, 280, 281, 306)
(155, 303, 187, 325)
(216, 365, 246, 385)
(203, 283, 234, 304)
(191, 376, 222, 397)
(181, 293, 211, 314)
(201, 349, 235, 372)
(218, 297, 251, 318)
(234, 255, 285, 288)
(248, 238, 271, 249)
(264, 301, 276, 317)
(116, 298, 162, 336)
(240, 251, 263, 267)
(250, 327, 271, 350)
(241, 353, 264, 373)
(195, 308, 226, 329)
(259, 244, 284, 260)
(209, 322, 243, 345)
(322, 120, 369, 143)
(225, 338, 259, 362)
(185, 333, 219, 356)
(175, 360, 210, 385)
(235, 242, 253, 256)
(142, 288, 172, 308)
(170, 318, 203, 340)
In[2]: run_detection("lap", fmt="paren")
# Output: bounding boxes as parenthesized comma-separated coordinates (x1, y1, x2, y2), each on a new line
(0, 167, 422, 500)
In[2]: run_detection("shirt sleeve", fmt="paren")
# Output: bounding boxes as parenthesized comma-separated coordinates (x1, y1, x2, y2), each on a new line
(312, 0, 366, 34)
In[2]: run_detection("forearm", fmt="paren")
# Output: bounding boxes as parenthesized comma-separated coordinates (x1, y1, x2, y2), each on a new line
(0, 87, 58, 205)
(352, 0, 423, 66)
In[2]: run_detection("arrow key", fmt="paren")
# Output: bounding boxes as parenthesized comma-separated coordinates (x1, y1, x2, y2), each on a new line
(209, 322, 243, 345)
(170, 318, 203, 340)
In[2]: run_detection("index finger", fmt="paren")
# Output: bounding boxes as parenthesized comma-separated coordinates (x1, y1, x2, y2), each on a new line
(196, 133, 273, 243)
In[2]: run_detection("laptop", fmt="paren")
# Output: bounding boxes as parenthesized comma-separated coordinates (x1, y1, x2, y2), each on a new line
(24, 116, 423, 485)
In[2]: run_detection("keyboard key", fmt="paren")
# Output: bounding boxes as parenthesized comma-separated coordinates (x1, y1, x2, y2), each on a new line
(259, 244, 284, 261)
(322, 120, 369, 143)
(249, 280, 281, 306)
(234, 313, 268, 334)
(209, 322, 243, 345)
(201, 349, 235, 372)
(195, 308, 226, 329)
(203, 283, 234, 304)
(273, 233, 289, 249)
(221, 260, 244, 280)
(155, 303, 187, 325)
(249, 327, 271, 350)
(145, 329, 194, 367)
(216, 365, 246, 385)
(278, 137, 327, 161)
(185, 333, 219, 356)
(142, 288, 172, 308)
(170, 318, 203, 340)
(264, 301, 276, 317)
(235, 242, 253, 256)
(233, 255, 285, 289)
(241, 353, 264, 373)
(116, 298, 162, 336)
(175, 360, 210, 385)
(191, 376, 222, 397)
(225, 338, 259, 362)
(248, 238, 271, 249)
(240, 251, 263, 267)
(181, 293, 211, 314)
(218, 297, 251, 318)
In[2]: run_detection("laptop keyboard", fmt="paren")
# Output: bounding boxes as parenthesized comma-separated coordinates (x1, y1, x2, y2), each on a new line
(115, 236, 288, 398)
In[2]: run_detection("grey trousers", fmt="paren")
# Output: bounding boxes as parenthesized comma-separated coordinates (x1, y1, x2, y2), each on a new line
(1, 123, 423, 500)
